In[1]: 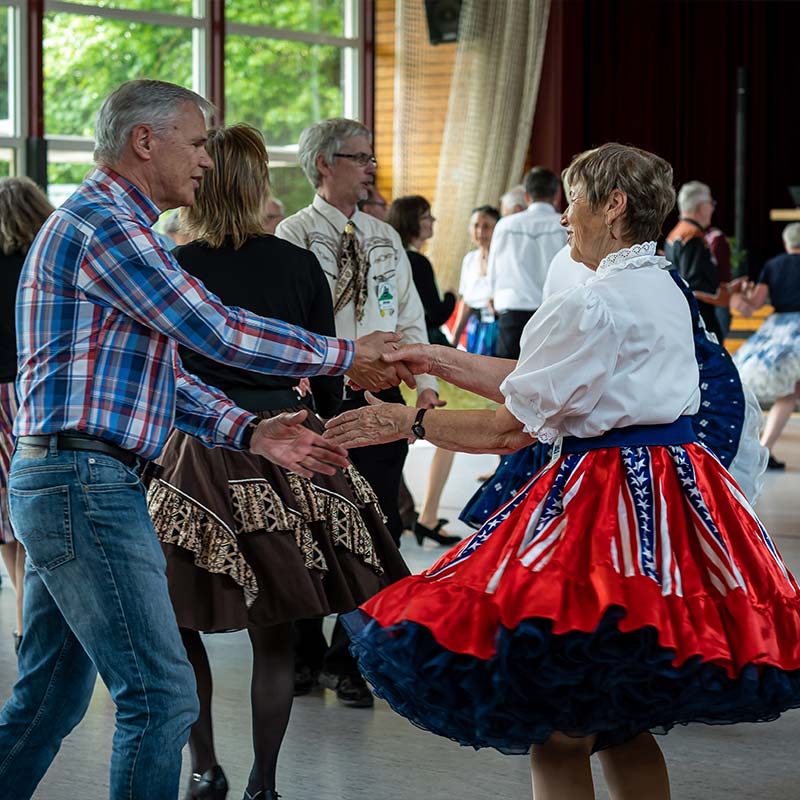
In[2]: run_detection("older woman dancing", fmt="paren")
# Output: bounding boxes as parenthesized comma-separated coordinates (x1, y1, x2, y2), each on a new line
(325, 144, 800, 799)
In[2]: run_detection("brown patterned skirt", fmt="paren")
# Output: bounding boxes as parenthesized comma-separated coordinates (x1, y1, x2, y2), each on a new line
(147, 405, 409, 632)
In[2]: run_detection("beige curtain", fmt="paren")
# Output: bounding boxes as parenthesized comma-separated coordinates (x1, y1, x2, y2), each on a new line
(424, 0, 552, 289)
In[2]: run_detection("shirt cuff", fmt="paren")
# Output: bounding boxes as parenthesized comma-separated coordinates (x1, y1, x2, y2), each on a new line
(319, 335, 355, 376)
(220, 406, 259, 451)
(416, 374, 439, 395)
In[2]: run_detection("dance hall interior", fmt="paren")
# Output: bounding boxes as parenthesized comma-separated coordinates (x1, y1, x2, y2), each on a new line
(1, 1, 800, 799)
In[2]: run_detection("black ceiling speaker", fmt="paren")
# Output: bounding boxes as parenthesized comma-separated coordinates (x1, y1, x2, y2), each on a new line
(424, 0, 462, 45)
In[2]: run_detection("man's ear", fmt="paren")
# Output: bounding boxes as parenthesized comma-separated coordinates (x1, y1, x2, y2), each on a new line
(129, 123, 156, 161)
(316, 152, 333, 179)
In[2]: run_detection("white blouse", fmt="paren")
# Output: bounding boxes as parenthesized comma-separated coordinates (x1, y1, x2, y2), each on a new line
(458, 249, 492, 309)
(500, 243, 701, 442)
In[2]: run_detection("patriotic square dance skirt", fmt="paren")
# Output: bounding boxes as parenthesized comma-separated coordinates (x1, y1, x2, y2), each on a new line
(343, 422, 800, 753)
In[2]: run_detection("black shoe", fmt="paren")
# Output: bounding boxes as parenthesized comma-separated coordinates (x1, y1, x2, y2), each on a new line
(186, 765, 228, 800)
(337, 674, 374, 708)
(414, 518, 462, 547)
(293, 664, 320, 696)
(243, 791, 281, 800)
(767, 454, 786, 470)
(13, 633, 21, 654)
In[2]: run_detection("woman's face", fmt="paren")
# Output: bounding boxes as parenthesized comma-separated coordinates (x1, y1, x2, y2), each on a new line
(418, 208, 435, 242)
(469, 212, 496, 249)
(560, 183, 608, 269)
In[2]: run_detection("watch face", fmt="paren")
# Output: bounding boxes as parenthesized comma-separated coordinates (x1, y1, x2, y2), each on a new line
(412, 423, 425, 439)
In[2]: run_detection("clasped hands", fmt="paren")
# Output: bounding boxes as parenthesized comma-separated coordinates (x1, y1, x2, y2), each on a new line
(251, 338, 432, 476)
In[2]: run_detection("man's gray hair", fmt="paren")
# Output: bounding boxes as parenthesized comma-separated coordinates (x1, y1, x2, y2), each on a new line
(93, 79, 214, 165)
(298, 118, 371, 188)
(500, 185, 527, 212)
(160, 210, 185, 236)
(677, 181, 712, 215)
(783, 222, 800, 250)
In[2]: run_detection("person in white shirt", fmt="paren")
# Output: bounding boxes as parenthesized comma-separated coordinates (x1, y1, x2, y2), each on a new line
(276, 117, 439, 708)
(487, 167, 567, 358)
(499, 184, 528, 217)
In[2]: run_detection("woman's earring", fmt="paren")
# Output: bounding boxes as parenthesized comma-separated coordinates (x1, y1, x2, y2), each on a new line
(607, 220, 617, 240)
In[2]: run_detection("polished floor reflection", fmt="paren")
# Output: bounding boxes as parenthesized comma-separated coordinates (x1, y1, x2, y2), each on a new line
(1, 419, 799, 799)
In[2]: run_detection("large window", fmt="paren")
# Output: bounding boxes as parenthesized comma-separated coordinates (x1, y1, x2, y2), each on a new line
(2, 0, 363, 211)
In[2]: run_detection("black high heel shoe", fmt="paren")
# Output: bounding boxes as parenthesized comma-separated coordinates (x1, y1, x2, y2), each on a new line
(186, 765, 228, 800)
(414, 518, 461, 547)
(243, 791, 281, 800)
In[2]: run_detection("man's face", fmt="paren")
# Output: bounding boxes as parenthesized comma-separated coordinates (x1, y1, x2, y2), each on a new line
(263, 199, 285, 234)
(323, 134, 376, 207)
(361, 184, 388, 221)
(150, 103, 213, 210)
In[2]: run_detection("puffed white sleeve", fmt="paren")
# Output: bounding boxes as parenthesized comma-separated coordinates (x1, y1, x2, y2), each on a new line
(499, 287, 620, 439)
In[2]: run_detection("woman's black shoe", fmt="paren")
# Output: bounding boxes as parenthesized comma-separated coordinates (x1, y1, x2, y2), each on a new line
(243, 791, 281, 800)
(186, 765, 228, 799)
(12, 633, 22, 654)
(767, 454, 786, 470)
(414, 518, 461, 547)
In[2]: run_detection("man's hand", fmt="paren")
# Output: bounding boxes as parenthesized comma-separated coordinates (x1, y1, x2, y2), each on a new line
(324, 392, 414, 449)
(349, 331, 417, 392)
(416, 388, 446, 410)
(250, 410, 349, 477)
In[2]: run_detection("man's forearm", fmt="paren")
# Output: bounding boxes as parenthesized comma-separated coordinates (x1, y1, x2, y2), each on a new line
(430, 347, 516, 403)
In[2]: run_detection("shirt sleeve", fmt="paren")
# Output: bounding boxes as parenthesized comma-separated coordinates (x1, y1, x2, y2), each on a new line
(458, 254, 471, 298)
(80, 217, 353, 379)
(173, 355, 255, 450)
(500, 287, 620, 438)
(274, 217, 306, 249)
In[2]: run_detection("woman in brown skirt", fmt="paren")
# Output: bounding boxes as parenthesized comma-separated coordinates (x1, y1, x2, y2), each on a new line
(146, 124, 408, 800)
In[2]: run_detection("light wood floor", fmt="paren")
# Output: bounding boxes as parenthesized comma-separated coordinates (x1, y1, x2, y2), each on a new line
(1, 419, 799, 799)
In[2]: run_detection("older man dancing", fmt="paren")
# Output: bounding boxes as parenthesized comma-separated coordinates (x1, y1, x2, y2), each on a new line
(0, 81, 409, 800)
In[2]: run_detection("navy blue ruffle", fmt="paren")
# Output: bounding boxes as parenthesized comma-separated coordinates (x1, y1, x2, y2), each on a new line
(459, 443, 549, 529)
(344, 607, 800, 755)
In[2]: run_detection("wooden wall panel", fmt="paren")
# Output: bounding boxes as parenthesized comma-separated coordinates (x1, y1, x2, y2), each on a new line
(373, 0, 456, 206)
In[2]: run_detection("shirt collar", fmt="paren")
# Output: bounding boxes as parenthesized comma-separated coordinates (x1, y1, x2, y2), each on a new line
(526, 201, 559, 216)
(88, 166, 162, 227)
(312, 192, 372, 233)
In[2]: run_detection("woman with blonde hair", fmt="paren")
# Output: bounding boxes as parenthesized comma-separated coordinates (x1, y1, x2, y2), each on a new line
(0, 176, 54, 654)
(327, 143, 800, 799)
(146, 124, 407, 800)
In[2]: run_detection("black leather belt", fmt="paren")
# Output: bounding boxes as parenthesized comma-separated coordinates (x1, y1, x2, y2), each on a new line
(17, 432, 145, 470)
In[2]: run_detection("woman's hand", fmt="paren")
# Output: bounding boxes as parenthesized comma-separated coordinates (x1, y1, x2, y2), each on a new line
(382, 343, 443, 377)
(324, 392, 415, 449)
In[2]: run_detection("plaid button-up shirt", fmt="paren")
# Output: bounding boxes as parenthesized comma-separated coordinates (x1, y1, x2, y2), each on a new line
(14, 167, 353, 460)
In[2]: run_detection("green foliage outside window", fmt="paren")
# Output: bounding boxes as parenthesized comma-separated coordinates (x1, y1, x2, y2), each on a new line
(41, 1, 351, 212)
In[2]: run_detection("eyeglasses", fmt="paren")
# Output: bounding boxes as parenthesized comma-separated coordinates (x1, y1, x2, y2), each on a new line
(334, 152, 378, 167)
(420, 212, 435, 221)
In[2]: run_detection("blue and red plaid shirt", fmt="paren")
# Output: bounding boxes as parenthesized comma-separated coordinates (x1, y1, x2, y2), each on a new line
(14, 167, 354, 460)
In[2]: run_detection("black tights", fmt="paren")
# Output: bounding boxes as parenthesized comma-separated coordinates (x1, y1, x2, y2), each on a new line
(180, 623, 294, 794)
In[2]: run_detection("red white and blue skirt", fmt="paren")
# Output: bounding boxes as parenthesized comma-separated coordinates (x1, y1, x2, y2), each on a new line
(343, 418, 800, 753)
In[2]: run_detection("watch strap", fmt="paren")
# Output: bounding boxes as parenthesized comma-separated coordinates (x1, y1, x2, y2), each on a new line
(411, 407, 428, 440)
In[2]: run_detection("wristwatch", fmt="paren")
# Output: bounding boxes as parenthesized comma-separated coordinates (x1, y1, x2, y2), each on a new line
(411, 408, 428, 440)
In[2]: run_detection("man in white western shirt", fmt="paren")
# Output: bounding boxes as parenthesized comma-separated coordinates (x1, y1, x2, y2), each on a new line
(487, 167, 567, 358)
(276, 117, 438, 708)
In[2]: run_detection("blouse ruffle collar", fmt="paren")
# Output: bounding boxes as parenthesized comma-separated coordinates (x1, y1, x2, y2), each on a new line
(595, 241, 669, 276)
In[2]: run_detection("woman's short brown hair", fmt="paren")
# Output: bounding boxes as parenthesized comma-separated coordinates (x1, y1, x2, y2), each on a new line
(0, 177, 54, 256)
(180, 123, 270, 249)
(564, 143, 676, 243)
(386, 195, 431, 249)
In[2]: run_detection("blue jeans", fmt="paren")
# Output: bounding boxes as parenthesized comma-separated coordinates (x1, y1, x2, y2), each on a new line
(0, 441, 198, 800)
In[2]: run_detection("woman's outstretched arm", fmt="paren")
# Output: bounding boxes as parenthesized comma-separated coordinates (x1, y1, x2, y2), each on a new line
(386, 344, 516, 403)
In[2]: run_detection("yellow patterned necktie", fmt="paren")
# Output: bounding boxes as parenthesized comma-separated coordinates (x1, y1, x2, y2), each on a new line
(334, 221, 369, 321)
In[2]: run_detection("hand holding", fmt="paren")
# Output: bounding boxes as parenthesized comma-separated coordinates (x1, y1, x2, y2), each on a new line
(324, 392, 414, 449)
(250, 410, 349, 477)
(349, 331, 417, 392)
(382, 343, 441, 378)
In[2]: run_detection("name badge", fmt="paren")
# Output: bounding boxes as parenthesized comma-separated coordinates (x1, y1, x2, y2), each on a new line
(377, 281, 396, 317)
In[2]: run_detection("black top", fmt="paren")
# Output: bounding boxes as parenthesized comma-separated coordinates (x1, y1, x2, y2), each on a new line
(175, 235, 343, 418)
(407, 250, 456, 340)
(758, 253, 800, 312)
(0, 251, 25, 383)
